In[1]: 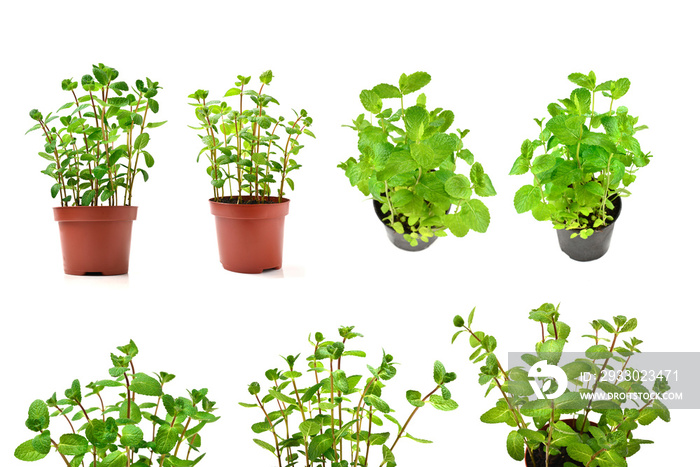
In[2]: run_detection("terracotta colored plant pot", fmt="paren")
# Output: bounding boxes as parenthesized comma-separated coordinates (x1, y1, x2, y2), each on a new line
(556, 196, 622, 262)
(209, 197, 290, 274)
(53, 206, 138, 275)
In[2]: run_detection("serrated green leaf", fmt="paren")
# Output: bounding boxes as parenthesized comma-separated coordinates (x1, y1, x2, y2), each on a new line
(134, 132, 150, 150)
(399, 71, 431, 95)
(506, 430, 525, 461)
(154, 425, 179, 454)
(121, 425, 143, 447)
(461, 198, 490, 233)
(253, 438, 275, 454)
(514, 185, 540, 214)
(428, 394, 458, 411)
(308, 433, 332, 460)
(100, 451, 128, 467)
(444, 174, 471, 199)
(130, 373, 162, 396)
(14, 440, 48, 462)
(360, 89, 382, 114)
(58, 434, 89, 455)
(372, 83, 402, 99)
(567, 442, 594, 463)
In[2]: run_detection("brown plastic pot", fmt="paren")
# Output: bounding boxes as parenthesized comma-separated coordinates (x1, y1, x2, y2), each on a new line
(209, 196, 290, 274)
(53, 206, 138, 276)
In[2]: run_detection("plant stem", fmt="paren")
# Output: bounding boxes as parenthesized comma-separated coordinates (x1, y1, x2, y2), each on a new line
(47, 434, 72, 467)
(352, 403, 366, 467)
(585, 448, 607, 467)
(463, 325, 525, 429)
(202, 99, 220, 202)
(255, 394, 283, 467)
(580, 328, 620, 433)
(77, 402, 91, 422)
(329, 358, 337, 456)
(173, 417, 192, 457)
(124, 372, 132, 419)
(128, 97, 149, 205)
(597, 153, 614, 222)
(352, 376, 378, 467)
(124, 94, 142, 205)
(290, 377, 310, 467)
(55, 406, 76, 433)
(91, 89, 117, 205)
(272, 378, 293, 465)
(388, 386, 439, 452)
(39, 120, 68, 206)
(96, 393, 106, 421)
(545, 401, 555, 467)
(278, 116, 303, 202)
(71, 89, 98, 204)
(237, 85, 244, 203)
(364, 406, 374, 466)
(540, 322, 545, 343)
(148, 393, 163, 465)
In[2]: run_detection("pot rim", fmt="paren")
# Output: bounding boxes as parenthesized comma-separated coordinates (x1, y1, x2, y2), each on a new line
(209, 196, 290, 220)
(208, 195, 290, 205)
(555, 195, 622, 234)
(53, 205, 138, 222)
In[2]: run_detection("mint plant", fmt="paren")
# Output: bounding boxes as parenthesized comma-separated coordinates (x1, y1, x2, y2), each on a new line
(241, 326, 458, 467)
(452, 304, 670, 467)
(339, 72, 495, 247)
(511, 71, 651, 238)
(15, 340, 219, 467)
(27, 63, 165, 207)
(189, 71, 314, 204)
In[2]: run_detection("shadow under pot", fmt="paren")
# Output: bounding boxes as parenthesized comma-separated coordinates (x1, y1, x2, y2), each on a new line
(556, 196, 622, 262)
(53, 206, 138, 275)
(372, 199, 438, 252)
(525, 419, 597, 467)
(209, 197, 290, 274)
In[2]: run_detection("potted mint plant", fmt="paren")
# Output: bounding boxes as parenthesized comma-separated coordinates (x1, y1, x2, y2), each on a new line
(339, 71, 495, 251)
(452, 304, 671, 466)
(189, 71, 314, 273)
(510, 71, 651, 261)
(14, 340, 219, 467)
(27, 63, 165, 275)
(240, 326, 458, 466)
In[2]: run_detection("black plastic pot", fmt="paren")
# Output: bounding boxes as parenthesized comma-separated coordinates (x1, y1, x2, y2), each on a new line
(556, 196, 622, 262)
(372, 200, 438, 251)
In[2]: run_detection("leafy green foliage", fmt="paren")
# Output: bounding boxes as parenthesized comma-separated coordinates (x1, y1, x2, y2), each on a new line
(339, 72, 495, 246)
(452, 304, 669, 466)
(241, 326, 457, 466)
(27, 64, 165, 207)
(511, 72, 651, 238)
(15, 340, 218, 467)
(189, 71, 314, 204)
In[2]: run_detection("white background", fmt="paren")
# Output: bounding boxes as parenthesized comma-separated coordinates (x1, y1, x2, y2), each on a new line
(1, 0, 698, 465)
